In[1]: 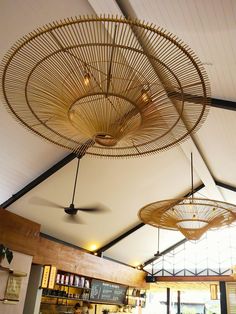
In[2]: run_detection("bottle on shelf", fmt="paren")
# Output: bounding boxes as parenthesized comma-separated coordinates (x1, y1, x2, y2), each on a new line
(69, 273, 74, 286)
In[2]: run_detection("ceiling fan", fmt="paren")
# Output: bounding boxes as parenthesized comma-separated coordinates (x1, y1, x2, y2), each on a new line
(62, 156, 103, 221)
(31, 154, 106, 223)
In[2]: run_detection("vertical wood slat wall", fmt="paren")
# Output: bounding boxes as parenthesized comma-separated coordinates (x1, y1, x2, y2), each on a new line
(226, 283, 236, 314)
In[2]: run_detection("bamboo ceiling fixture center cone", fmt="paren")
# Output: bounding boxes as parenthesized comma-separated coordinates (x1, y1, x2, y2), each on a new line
(1, 16, 210, 157)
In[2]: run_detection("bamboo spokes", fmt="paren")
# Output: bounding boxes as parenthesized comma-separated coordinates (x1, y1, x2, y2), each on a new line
(1, 16, 210, 157)
(139, 198, 236, 240)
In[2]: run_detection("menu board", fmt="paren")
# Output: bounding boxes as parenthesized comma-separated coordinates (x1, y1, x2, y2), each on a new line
(89, 279, 127, 304)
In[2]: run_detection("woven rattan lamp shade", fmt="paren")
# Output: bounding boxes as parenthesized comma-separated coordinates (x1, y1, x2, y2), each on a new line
(138, 198, 236, 240)
(1, 16, 210, 157)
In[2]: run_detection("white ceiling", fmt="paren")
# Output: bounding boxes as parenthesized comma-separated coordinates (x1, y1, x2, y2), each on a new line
(127, 0, 236, 101)
(194, 107, 236, 186)
(8, 147, 192, 252)
(1, 0, 236, 268)
(104, 226, 184, 267)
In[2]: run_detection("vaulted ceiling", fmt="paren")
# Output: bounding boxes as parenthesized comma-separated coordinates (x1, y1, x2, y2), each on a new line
(1, 0, 236, 269)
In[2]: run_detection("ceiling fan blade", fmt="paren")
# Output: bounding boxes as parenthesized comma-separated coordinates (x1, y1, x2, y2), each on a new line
(77, 206, 107, 213)
(63, 214, 84, 224)
(29, 196, 64, 209)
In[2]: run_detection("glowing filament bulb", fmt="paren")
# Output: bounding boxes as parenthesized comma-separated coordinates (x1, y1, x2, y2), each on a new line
(68, 109, 75, 120)
(141, 84, 151, 102)
(84, 73, 90, 86)
(141, 89, 149, 102)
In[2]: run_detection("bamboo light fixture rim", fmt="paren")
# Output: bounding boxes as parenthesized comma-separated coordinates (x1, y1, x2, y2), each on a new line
(138, 197, 236, 240)
(1, 15, 210, 158)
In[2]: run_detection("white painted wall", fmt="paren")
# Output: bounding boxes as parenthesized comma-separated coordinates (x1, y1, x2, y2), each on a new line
(0, 251, 32, 314)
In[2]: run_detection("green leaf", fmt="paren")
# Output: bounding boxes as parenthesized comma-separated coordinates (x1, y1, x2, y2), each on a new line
(0, 244, 6, 257)
(5, 249, 13, 264)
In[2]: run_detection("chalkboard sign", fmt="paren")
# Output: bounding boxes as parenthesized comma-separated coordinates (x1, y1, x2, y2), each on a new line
(89, 279, 127, 304)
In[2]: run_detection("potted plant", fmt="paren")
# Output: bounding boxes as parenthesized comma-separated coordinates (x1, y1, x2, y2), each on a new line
(0, 244, 13, 264)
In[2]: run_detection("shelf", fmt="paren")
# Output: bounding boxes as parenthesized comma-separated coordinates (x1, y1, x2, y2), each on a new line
(55, 283, 91, 289)
(0, 265, 11, 273)
(42, 295, 125, 306)
(126, 296, 145, 300)
(42, 295, 89, 302)
(0, 265, 27, 277)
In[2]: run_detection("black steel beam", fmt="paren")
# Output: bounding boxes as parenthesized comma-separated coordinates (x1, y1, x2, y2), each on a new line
(103, 255, 136, 269)
(40, 232, 90, 253)
(117, 1, 236, 117)
(1, 153, 76, 209)
(149, 85, 236, 112)
(143, 238, 187, 267)
(184, 183, 205, 197)
(97, 183, 204, 258)
(212, 98, 236, 111)
(111, 1, 236, 115)
(168, 90, 236, 111)
(216, 180, 236, 193)
(165, 89, 236, 112)
(96, 223, 145, 255)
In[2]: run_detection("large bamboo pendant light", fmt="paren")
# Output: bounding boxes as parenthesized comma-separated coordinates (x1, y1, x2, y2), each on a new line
(1, 16, 210, 157)
(139, 154, 236, 240)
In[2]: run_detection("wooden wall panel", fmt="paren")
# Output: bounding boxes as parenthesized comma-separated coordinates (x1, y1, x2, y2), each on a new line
(0, 208, 146, 287)
(155, 276, 236, 282)
(34, 236, 146, 287)
(0, 208, 40, 256)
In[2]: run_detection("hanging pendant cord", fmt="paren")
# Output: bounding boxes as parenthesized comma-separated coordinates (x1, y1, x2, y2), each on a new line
(191, 152, 194, 200)
(157, 227, 160, 253)
(71, 158, 80, 205)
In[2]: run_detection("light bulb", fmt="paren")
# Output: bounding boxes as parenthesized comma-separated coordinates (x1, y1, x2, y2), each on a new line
(141, 84, 150, 102)
(84, 73, 90, 86)
(141, 89, 149, 102)
(90, 244, 97, 251)
(68, 109, 75, 120)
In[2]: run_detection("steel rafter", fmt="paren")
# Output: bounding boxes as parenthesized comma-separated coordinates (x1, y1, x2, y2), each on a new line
(1, 153, 77, 209)
(216, 181, 236, 193)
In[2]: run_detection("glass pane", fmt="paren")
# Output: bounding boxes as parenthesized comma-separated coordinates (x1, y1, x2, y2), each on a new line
(152, 224, 236, 276)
